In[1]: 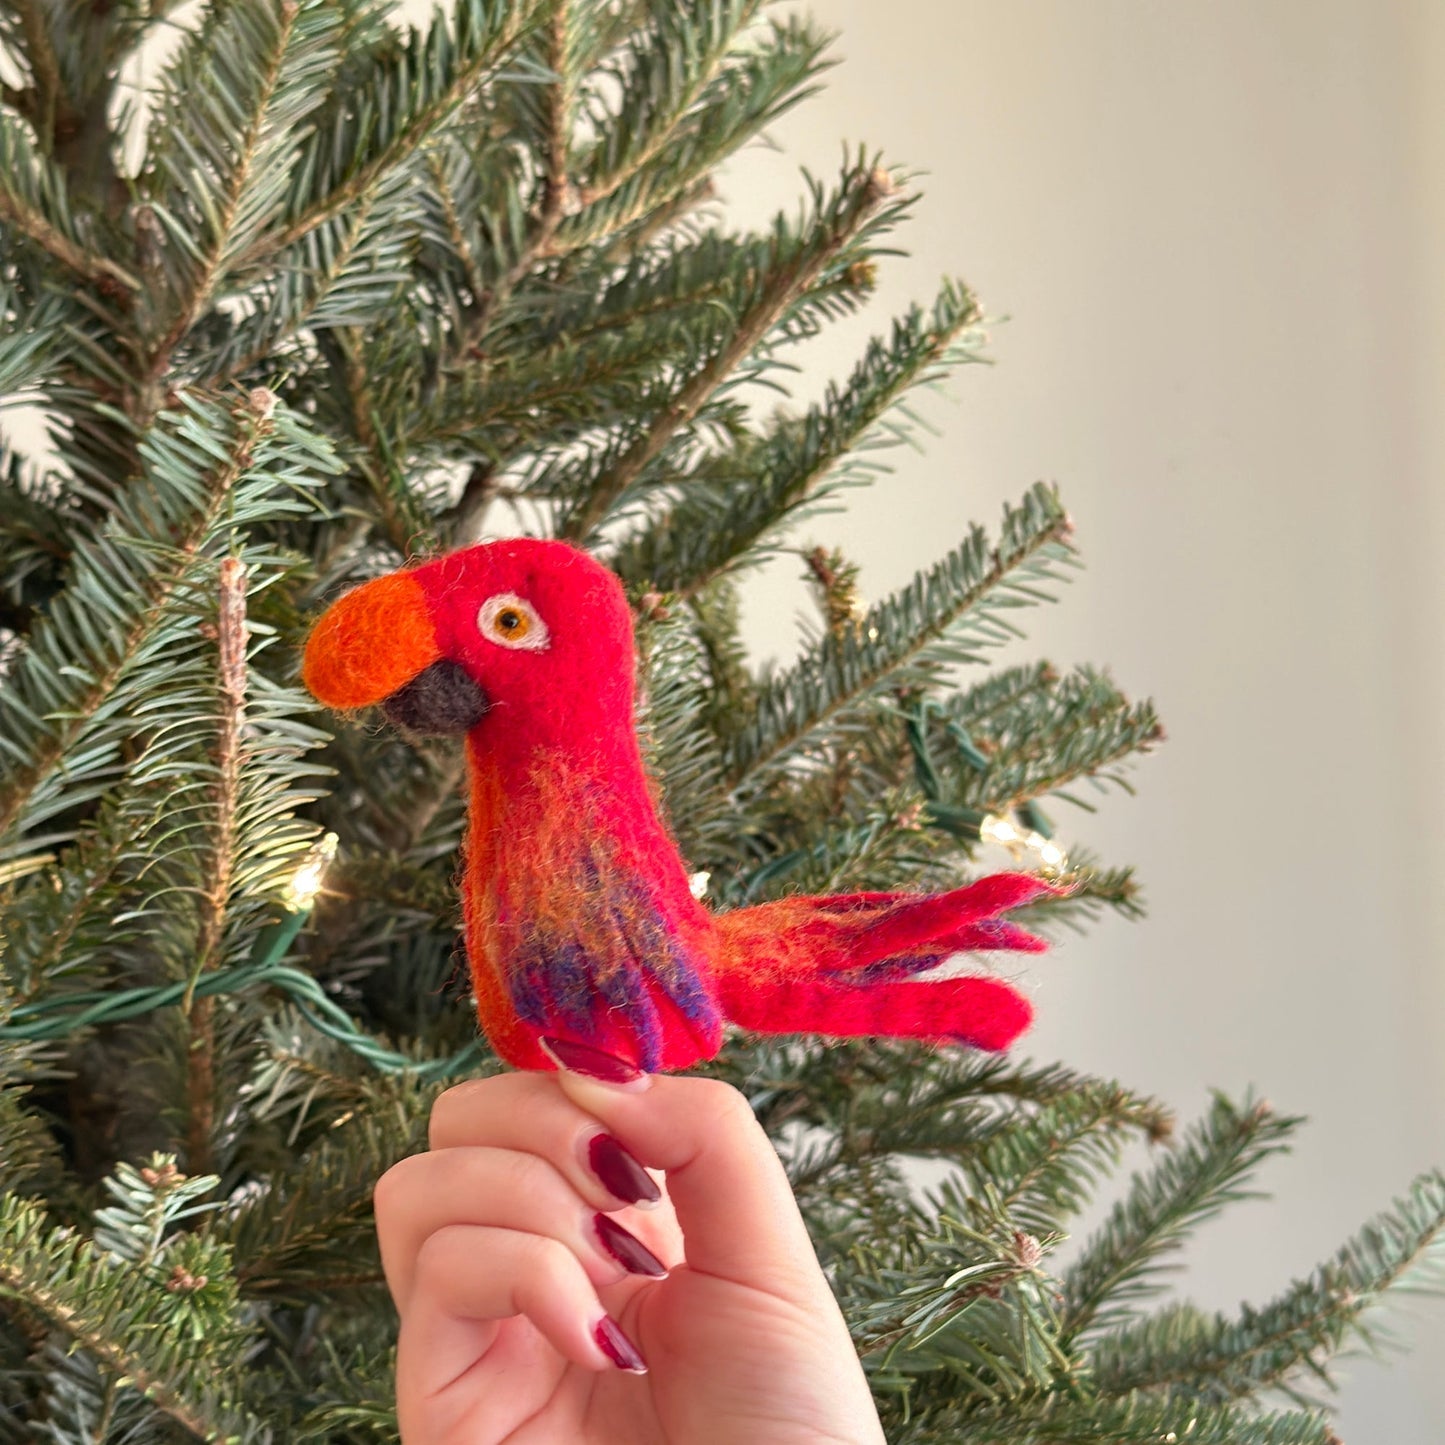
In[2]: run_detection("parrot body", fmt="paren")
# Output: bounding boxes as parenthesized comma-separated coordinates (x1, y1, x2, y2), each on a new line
(304, 539, 1052, 1074)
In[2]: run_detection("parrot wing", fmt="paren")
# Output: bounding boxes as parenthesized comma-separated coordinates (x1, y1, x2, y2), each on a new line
(709, 872, 1054, 1052)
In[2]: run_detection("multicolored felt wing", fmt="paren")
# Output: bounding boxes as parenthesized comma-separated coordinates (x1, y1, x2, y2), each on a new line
(303, 539, 1054, 1074)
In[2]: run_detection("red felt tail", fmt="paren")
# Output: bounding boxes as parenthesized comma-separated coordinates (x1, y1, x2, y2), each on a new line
(714, 871, 1055, 973)
(715, 968, 1033, 1052)
(846, 872, 1056, 964)
(709, 870, 1054, 1053)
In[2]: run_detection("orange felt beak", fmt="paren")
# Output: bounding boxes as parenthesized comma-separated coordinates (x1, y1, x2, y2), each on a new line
(302, 572, 443, 710)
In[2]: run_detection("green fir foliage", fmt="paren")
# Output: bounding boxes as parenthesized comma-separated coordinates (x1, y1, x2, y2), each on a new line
(0, 0, 1437, 1440)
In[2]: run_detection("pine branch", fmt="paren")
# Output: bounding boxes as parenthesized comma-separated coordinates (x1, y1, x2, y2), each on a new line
(572, 0, 770, 214)
(0, 1089, 59, 1199)
(957, 669, 1164, 814)
(1089, 1170, 1445, 1404)
(917, 1053, 1172, 1131)
(635, 608, 740, 864)
(953, 1393, 1337, 1445)
(591, 169, 717, 263)
(0, 390, 295, 851)
(0, 108, 138, 291)
(1022, 854, 1146, 929)
(329, 852, 458, 923)
(417, 216, 879, 464)
(930, 1089, 1170, 1240)
(841, 1194, 1070, 1407)
(419, 228, 867, 468)
(29, 1341, 151, 1445)
(462, 0, 578, 340)
(4, 2, 1434, 1435)
(905, 666, 1162, 828)
(730, 795, 954, 900)
(610, 278, 985, 596)
(140, 0, 342, 392)
(4, 0, 64, 130)
(181, 559, 248, 1177)
(725, 483, 1075, 788)
(0, 745, 213, 1017)
(218, 1074, 436, 1298)
(331, 324, 434, 558)
(426, 146, 489, 335)
(195, 167, 418, 387)
(786, 1049, 1171, 1219)
(6, 0, 142, 209)
(558, 5, 829, 255)
(0, 802, 148, 1003)
(1060, 1095, 1301, 1346)
(1, 580, 329, 1067)
(557, 159, 903, 540)
(687, 573, 756, 742)
(0, 1031, 64, 1200)
(951, 661, 1060, 732)
(0, 1189, 268, 1441)
(242, 0, 546, 269)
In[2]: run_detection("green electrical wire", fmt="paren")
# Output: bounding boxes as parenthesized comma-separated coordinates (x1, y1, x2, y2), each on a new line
(0, 907, 483, 1084)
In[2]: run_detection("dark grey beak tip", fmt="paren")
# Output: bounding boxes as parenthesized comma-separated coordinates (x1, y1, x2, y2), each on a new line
(381, 660, 489, 736)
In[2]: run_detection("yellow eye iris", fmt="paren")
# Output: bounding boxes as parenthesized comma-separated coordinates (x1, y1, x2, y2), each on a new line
(477, 593, 549, 651)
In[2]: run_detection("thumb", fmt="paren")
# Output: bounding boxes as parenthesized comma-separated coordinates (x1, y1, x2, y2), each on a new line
(554, 1071, 821, 1293)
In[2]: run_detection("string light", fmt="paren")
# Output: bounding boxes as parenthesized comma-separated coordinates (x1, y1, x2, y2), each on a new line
(284, 831, 338, 909)
(980, 812, 1069, 878)
(0, 827, 478, 1079)
(980, 815, 1022, 847)
(688, 870, 710, 900)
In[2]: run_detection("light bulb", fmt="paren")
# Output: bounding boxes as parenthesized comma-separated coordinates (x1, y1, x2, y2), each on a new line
(981, 814, 1068, 876)
(981, 814, 1021, 845)
(286, 832, 338, 908)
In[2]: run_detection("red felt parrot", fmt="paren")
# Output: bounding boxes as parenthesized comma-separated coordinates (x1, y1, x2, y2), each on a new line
(302, 539, 1054, 1075)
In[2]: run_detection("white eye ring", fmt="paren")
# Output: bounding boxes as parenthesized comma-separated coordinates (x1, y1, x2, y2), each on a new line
(477, 592, 549, 651)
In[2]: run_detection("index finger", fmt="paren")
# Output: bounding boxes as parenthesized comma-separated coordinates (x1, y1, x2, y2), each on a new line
(554, 1071, 821, 1294)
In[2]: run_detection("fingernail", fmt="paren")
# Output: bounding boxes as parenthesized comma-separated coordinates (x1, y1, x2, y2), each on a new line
(593, 1212, 667, 1278)
(594, 1314, 647, 1373)
(540, 1036, 650, 1090)
(588, 1134, 662, 1209)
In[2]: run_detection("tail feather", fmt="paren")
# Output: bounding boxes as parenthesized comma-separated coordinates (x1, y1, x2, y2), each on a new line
(934, 919, 1049, 956)
(716, 969, 1033, 1052)
(709, 869, 1054, 1053)
(716, 872, 1054, 973)
(848, 873, 1055, 964)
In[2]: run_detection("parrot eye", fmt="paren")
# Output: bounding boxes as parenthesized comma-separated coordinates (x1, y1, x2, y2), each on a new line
(477, 593, 549, 651)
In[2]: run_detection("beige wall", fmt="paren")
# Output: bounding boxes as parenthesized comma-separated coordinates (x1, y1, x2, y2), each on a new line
(722, 2, 1445, 1435)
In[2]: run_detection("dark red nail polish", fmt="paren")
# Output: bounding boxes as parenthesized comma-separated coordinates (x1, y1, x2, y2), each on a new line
(540, 1036, 644, 1086)
(588, 1134, 662, 1208)
(594, 1314, 647, 1373)
(594, 1213, 667, 1277)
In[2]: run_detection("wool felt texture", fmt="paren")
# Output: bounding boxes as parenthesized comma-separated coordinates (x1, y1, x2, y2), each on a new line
(302, 539, 1055, 1074)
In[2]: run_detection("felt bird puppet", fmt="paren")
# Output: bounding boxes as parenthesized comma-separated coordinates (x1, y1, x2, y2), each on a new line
(303, 539, 1054, 1075)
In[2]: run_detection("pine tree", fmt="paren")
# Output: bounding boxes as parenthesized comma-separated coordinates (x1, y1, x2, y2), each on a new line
(0, 1, 1439, 1439)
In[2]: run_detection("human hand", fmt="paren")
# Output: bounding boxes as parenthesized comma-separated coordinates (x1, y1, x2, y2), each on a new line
(374, 1058, 885, 1444)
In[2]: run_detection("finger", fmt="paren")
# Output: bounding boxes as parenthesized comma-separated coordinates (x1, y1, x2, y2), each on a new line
(375, 1145, 669, 1311)
(430, 1072, 663, 1213)
(399, 1223, 647, 1396)
(553, 1072, 822, 1294)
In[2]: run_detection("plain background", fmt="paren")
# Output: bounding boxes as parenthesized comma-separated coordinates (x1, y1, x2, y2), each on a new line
(718, 2, 1445, 1437)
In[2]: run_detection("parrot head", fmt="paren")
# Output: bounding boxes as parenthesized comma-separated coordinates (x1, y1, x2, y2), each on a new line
(302, 539, 637, 752)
